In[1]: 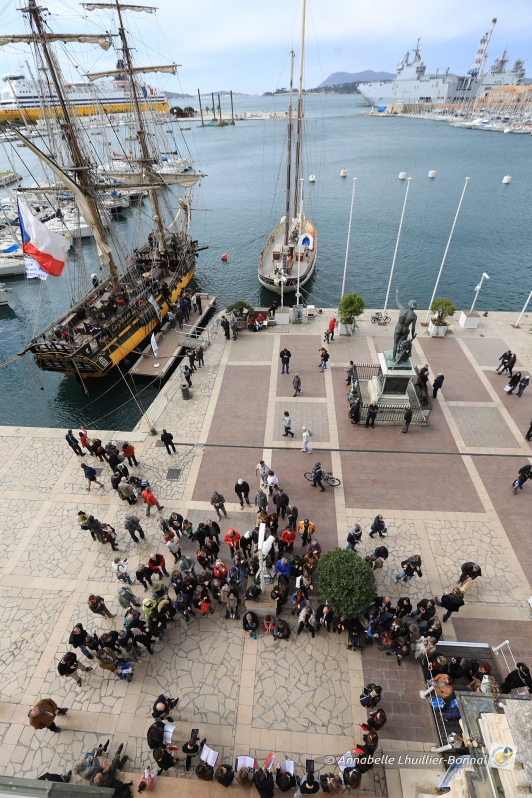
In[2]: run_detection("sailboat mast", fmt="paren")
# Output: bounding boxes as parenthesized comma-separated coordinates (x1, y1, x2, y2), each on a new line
(25, 0, 117, 276)
(114, 0, 165, 251)
(293, 0, 306, 215)
(284, 50, 295, 247)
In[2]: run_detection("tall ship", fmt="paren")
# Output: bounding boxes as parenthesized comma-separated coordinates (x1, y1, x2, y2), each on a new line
(357, 19, 526, 109)
(1, 0, 202, 381)
(0, 63, 170, 122)
(258, 0, 317, 296)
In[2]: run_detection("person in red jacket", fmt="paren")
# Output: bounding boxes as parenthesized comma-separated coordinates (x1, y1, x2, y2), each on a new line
(213, 559, 228, 580)
(141, 489, 164, 517)
(122, 442, 138, 467)
(78, 427, 95, 455)
(223, 528, 241, 556)
(147, 552, 169, 580)
(328, 317, 336, 341)
(280, 527, 296, 555)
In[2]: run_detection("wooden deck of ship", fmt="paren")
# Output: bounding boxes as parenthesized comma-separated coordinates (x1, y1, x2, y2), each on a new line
(129, 293, 216, 378)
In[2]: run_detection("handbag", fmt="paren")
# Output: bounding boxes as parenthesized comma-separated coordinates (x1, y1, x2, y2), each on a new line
(504, 385, 512, 392)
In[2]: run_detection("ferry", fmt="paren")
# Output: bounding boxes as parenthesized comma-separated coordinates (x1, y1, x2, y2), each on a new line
(0, 63, 169, 122)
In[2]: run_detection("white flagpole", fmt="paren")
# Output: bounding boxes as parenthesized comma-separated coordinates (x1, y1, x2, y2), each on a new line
(425, 177, 470, 323)
(341, 177, 356, 298)
(514, 289, 532, 328)
(383, 177, 411, 313)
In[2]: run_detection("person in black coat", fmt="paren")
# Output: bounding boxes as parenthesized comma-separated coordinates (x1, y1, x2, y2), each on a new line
(342, 768, 361, 789)
(206, 519, 221, 543)
(68, 623, 94, 659)
(280, 348, 291, 374)
(243, 611, 259, 638)
(436, 587, 465, 622)
(500, 662, 532, 694)
(316, 604, 334, 633)
(153, 747, 179, 773)
(160, 429, 176, 454)
(432, 374, 444, 398)
(147, 721, 166, 750)
(449, 657, 471, 680)
(369, 515, 386, 538)
(196, 762, 214, 781)
(152, 695, 179, 720)
(349, 399, 361, 425)
(235, 479, 251, 508)
(300, 772, 320, 795)
(253, 768, 275, 798)
(394, 598, 412, 619)
(404, 599, 435, 631)
(182, 734, 205, 771)
(402, 406, 413, 433)
(215, 765, 235, 787)
(458, 562, 482, 584)
(276, 767, 297, 792)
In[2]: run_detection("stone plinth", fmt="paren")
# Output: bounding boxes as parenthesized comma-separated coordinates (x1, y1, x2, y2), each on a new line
(368, 351, 416, 406)
(245, 590, 278, 619)
(459, 310, 481, 329)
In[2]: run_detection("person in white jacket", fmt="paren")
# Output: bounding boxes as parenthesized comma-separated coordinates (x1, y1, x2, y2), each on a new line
(112, 557, 133, 585)
(301, 426, 313, 453)
(297, 606, 316, 638)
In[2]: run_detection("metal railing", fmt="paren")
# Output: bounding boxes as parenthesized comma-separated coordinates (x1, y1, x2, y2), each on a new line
(351, 363, 432, 425)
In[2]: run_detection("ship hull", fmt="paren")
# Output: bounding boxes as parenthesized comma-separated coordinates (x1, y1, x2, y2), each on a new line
(0, 100, 169, 123)
(26, 238, 196, 378)
(258, 257, 316, 293)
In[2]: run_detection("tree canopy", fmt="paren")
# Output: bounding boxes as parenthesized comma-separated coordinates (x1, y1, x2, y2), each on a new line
(317, 548, 376, 618)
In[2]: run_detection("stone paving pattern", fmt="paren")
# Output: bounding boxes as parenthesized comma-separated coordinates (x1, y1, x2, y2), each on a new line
(0, 308, 532, 792)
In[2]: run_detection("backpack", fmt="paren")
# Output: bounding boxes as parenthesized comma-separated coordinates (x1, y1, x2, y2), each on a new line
(85, 466, 96, 479)
(113, 784, 133, 798)
(116, 586, 136, 609)
(308, 429, 313, 437)
(322, 352, 329, 361)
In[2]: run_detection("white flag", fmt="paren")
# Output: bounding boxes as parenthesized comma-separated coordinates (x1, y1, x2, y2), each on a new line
(150, 333, 158, 357)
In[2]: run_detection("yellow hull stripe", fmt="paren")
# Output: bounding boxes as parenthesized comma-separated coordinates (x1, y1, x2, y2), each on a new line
(0, 100, 169, 123)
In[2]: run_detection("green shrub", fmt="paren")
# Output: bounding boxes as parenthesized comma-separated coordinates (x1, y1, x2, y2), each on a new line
(226, 300, 255, 316)
(430, 297, 456, 324)
(317, 548, 376, 618)
(338, 293, 365, 326)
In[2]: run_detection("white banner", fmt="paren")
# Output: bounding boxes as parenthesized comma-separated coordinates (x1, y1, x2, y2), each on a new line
(489, 743, 517, 770)
(24, 256, 48, 280)
(150, 333, 158, 357)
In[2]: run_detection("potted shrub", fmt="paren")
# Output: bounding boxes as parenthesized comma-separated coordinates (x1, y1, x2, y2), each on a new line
(317, 548, 376, 618)
(338, 293, 365, 336)
(226, 300, 254, 317)
(428, 297, 456, 338)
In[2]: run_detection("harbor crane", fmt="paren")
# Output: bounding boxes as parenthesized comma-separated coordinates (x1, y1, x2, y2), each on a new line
(468, 17, 497, 78)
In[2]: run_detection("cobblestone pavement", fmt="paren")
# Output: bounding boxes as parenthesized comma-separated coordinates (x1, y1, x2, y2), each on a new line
(0, 309, 531, 790)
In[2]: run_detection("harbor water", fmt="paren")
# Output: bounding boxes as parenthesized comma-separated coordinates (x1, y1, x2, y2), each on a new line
(1, 94, 531, 429)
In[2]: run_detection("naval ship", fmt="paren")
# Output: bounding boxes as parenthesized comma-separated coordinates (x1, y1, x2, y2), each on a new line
(358, 36, 526, 109)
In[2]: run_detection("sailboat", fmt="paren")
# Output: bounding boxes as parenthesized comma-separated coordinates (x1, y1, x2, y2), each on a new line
(1, 0, 203, 382)
(257, 0, 317, 296)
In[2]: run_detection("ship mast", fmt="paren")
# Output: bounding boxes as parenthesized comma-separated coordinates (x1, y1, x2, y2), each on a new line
(24, 0, 118, 276)
(113, 0, 166, 253)
(284, 50, 295, 247)
(293, 0, 306, 216)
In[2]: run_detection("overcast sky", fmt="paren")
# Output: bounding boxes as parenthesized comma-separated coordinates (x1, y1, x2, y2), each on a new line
(0, 0, 531, 93)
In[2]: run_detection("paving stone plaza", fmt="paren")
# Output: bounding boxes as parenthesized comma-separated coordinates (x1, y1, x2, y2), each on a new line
(1, 307, 532, 795)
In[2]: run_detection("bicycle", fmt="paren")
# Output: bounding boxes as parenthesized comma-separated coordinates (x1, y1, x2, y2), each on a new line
(371, 312, 391, 325)
(304, 471, 341, 487)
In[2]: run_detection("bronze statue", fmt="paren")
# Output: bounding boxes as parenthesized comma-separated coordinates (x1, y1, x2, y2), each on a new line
(392, 290, 417, 364)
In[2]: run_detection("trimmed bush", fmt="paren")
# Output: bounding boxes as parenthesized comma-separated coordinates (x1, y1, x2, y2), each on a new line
(338, 293, 365, 326)
(226, 300, 254, 316)
(317, 548, 376, 618)
(430, 297, 456, 325)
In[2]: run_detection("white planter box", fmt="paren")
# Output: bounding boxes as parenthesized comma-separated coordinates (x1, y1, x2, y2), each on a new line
(339, 323, 354, 336)
(428, 321, 448, 337)
(459, 310, 480, 329)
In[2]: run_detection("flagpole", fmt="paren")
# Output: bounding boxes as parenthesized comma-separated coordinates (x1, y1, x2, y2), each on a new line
(341, 178, 356, 298)
(383, 177, 411, 313)
(425, 177, 470, 323)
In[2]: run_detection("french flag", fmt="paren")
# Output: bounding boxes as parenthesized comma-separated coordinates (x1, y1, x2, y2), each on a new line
(18, 200, 70, 280)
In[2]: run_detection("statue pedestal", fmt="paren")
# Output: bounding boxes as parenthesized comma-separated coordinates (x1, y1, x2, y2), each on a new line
(368, 352, 416, 406)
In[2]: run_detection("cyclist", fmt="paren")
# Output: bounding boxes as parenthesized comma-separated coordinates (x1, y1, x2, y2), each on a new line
(311, 462, 326, 493)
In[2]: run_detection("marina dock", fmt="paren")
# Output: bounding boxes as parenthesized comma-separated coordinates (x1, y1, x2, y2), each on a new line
(129, 293, 216, 378)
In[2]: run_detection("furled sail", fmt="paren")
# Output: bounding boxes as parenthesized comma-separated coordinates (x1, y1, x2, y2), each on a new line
(0, 33, 112, 50)
(83, 3, 157, 11)
(87, 64, 178, 80)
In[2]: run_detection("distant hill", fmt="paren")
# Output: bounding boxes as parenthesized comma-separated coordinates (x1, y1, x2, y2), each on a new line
(166, 91, 193, 99)
(318, 70, 395, 88)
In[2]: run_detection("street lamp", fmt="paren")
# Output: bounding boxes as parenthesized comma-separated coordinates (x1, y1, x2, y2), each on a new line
(470, 272, 489, 313)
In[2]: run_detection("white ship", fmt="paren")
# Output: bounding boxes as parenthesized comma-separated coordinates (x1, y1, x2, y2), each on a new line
(0, 59, 170, 122)
(358, 21, 526, 109)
